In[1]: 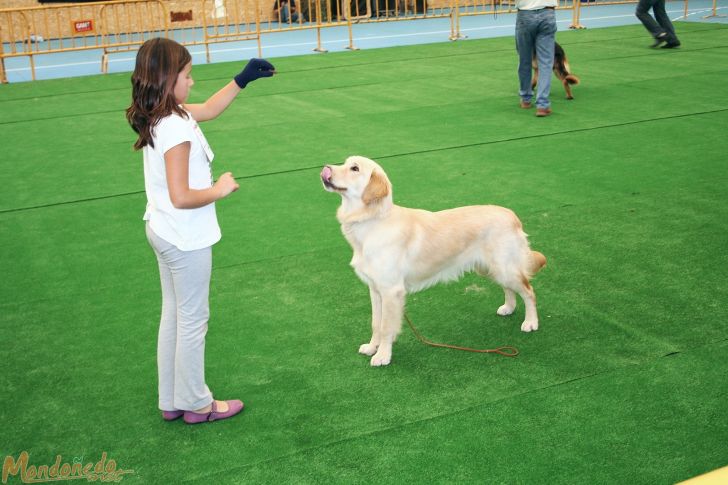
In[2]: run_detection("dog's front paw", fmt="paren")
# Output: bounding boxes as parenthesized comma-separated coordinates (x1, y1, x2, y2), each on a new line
(521, 320, 539, 332)
(359, 343, 378, 356)
(497, 304, 515, 316)
(370, 349, 392, 367)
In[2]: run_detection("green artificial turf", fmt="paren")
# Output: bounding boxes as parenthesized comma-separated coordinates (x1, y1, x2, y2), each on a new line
(1, 22, 727, 483)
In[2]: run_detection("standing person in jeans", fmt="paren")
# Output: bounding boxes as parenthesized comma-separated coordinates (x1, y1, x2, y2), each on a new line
(636, 0, 680, 48)
(515, 0, 557, 117)
(125, 38, 275, 424)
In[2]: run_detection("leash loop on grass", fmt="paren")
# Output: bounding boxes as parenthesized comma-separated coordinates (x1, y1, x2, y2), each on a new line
(404, 313, 519, 357)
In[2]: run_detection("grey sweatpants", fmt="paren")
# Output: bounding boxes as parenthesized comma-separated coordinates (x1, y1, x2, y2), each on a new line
(146, 223, 214, 411)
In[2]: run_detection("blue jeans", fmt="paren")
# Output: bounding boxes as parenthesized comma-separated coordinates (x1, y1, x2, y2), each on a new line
(516, 8, 557, 109)
(279, 4, 300, 23)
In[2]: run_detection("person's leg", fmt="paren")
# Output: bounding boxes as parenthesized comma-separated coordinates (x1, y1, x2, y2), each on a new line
(635, 0, 664, 38)
(167, 244, 214, 411)
(147, 231, 215, 412)
(146, 223, 179, 412)
(516, 10, 536, 105)
(280, 3, 291, 22)
(653, 0, 679, 44)
(534, 9, 556, 110)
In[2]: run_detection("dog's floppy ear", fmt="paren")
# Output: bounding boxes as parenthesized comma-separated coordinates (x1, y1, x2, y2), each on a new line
(362, 170, 389, 205)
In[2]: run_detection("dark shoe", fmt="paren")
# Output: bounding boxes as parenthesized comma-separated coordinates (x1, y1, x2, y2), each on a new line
(536, 108, 552, 117)
(651, 34, 667, 48)
(520, 100, 532, 109)
(184, 400, 244, 424)
(162, 410, 184, 421)
(661, 40, 681, 49)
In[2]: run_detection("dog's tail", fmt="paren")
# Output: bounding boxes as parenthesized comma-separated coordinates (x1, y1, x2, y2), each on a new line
(554, 43, 580, 85)
(563, 72, 580, 85)
(530, 251, 547, 275)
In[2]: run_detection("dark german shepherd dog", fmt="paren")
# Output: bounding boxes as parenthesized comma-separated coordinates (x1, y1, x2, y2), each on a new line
(532, 42, 580, 100)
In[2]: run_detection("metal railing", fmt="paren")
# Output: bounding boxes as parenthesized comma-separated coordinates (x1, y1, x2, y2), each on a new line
(568, 0, 690, 29)
(98, 0, 169, 73)
(3, 0, 709, 83)
(1, 0, 462, 82)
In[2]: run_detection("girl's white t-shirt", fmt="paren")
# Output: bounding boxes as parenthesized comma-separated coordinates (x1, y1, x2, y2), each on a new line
(142, 109, 221, 251)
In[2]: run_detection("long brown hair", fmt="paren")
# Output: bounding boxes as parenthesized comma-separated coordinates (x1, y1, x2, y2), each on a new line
(126, 38, 191, 150)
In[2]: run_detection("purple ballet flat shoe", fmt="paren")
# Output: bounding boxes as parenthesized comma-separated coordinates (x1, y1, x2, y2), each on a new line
(183, 400, 244, 424)
(162, 410, 184, 421)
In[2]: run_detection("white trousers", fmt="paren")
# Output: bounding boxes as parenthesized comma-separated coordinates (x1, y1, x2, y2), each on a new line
(146, 223, 213, 411)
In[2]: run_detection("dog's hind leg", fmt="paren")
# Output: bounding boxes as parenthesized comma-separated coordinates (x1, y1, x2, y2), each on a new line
(370, 285, 405, 366)
(492, 271, 539, 331)
(497, 288, 517, 316)
(359, 287, 382, 356)
(476, 265, 516, 316)
(514, 276, 539, 332)
(563, 79, 574, 100)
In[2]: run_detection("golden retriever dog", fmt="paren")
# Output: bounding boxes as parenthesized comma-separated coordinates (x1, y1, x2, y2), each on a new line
(321, 156, 546, 366)
(532, 42, 580, 100)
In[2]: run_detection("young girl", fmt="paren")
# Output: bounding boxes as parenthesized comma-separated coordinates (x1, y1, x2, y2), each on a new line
(126, 38, 275, 424)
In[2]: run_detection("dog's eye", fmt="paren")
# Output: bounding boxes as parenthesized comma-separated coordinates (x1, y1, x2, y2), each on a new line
(351, 165, 359, 172)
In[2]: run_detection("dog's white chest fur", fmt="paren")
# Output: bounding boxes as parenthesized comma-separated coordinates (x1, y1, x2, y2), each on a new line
(341, 220, 396, 286)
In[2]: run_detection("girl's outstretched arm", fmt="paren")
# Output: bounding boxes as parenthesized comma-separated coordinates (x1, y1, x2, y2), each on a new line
(184, 59, 275, 122)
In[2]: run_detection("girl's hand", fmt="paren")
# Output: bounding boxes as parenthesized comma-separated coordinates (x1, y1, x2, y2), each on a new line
(215, 172, 240, 199)
(233, 59, 276, 89)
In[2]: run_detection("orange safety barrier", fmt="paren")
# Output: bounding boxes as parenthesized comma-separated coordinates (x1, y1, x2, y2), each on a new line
(0, 9, 32, 83)
(259, 0, 348, 53)
(450, 0, 579, 38)
(199, 0, 262, 61)
(570, 0, 687, 29)
(451, 0, 520, 37)
(700, 0, 726, 18)
(3, 0, 718, 84)
(0, 0, 171, 82)
(99, 0, 169, 73)
(2, 0, 719, 84)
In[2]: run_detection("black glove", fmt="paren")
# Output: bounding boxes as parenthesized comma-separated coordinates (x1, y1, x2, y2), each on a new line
(234, 58, 275, 89)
